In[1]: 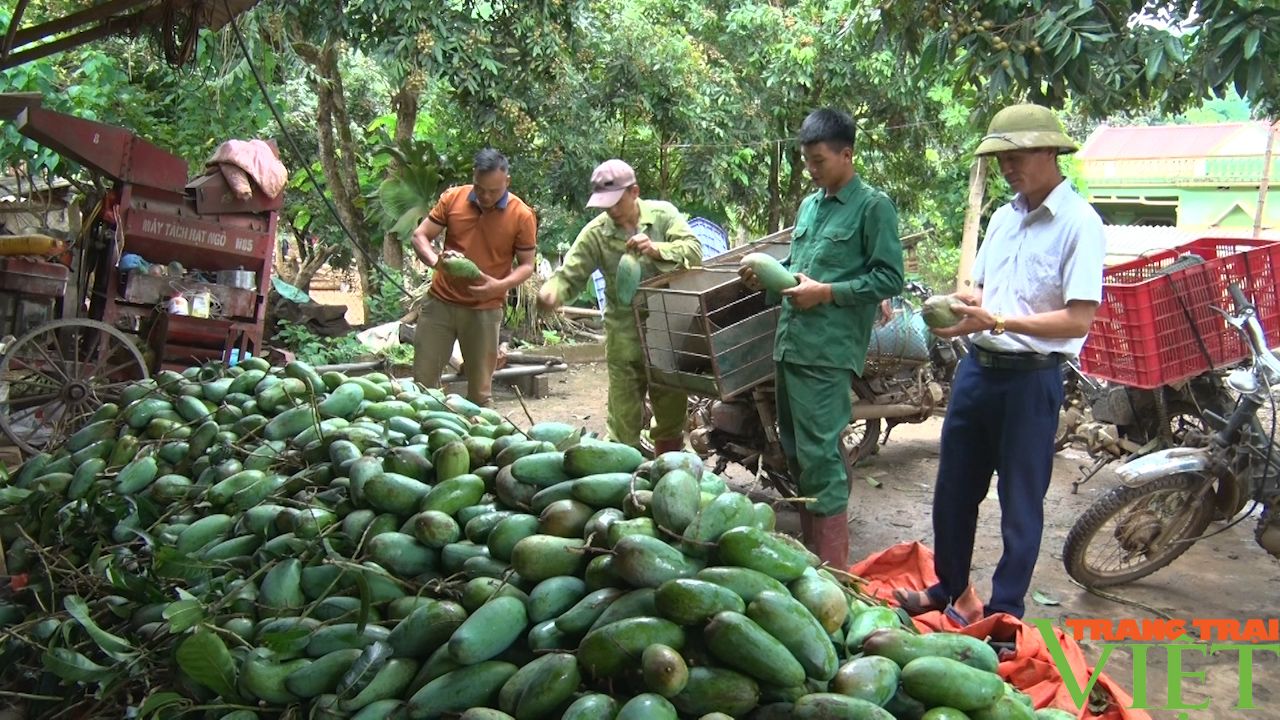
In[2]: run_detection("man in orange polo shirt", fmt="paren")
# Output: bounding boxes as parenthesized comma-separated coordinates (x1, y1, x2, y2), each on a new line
(410, 148, 538, 406)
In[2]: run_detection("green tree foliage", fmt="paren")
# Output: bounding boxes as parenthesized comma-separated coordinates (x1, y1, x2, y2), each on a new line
(0, 5, 272, 183)
(3, 0, 1278, 316)
(872, 0, 1280, 117)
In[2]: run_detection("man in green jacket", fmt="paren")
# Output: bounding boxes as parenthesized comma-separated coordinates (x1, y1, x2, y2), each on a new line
(537, 159, 704, 453)
(742, 109, 905, 567)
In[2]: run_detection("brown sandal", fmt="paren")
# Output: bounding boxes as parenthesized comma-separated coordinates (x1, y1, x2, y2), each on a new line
(892, 588, 947, 616)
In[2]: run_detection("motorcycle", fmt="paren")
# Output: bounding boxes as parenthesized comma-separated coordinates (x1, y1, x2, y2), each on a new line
(1055, 357, 1235, 493)
(644, 280, 967, 497)
(1054, 250, 1239, 491)
(1062, 281, 1280, 588)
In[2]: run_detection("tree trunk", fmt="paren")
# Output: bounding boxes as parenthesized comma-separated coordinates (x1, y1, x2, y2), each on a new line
(382, 83, 421, 273)
(293, 245, 334, 291)
(767, 138, 782, 232)
(659, 139, 670, 200)
(322, 44, 377, 296)
(294, 38, 377, 300)
(274, 226, 334, 291)
(383, 236, 405, 273)
(783, 143, 805, 224)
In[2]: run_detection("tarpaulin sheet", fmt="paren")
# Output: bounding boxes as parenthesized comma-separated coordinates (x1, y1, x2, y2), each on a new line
(851, 542, 1150, 720)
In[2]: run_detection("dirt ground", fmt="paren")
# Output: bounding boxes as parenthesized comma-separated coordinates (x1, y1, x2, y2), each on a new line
(487, 362, 1280, 720)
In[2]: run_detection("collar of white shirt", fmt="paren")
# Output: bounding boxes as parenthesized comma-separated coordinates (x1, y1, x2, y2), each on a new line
(1012, 178, 1074, 219)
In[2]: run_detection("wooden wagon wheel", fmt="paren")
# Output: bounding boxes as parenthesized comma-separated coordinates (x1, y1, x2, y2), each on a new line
(0, 319, 149, 456)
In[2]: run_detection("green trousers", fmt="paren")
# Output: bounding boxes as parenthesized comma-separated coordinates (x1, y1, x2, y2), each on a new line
(776, 360, 854, 517)
(606, 356, 688, 448)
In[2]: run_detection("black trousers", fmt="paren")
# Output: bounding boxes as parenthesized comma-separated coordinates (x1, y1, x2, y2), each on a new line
(926, 352, 1064, 618)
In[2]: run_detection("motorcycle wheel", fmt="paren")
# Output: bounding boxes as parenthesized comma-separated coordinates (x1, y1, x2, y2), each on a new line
(1062, 473, 1215, 588)
(840, 418, 881, 470)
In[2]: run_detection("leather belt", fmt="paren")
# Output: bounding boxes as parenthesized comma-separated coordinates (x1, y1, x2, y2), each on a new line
(970, 344, 1063, 371)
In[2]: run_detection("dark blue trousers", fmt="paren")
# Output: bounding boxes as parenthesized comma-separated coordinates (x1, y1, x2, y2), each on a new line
(925, 353, 1064, 618)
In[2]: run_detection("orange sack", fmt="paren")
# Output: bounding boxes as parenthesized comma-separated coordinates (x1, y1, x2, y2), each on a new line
(850, 542, 1150, 720)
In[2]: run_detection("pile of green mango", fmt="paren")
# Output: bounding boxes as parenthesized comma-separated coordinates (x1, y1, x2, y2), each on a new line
(0, 357, 1072, 720)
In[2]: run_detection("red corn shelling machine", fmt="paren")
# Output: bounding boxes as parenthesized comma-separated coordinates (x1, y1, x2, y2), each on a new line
(0, 93, 281, 455)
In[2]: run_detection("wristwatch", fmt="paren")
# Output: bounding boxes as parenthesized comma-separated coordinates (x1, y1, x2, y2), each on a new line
(992, 315, 1006, 335)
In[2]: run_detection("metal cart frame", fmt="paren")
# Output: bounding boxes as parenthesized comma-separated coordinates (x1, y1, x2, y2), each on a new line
(633, 228, 792, 402)
(0, 95, 280, 456)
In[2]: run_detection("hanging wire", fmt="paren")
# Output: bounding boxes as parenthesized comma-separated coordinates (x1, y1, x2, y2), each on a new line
(221, 0, 413, 298)
(158, 0, 199, 67)
(656, 118, 949, 150)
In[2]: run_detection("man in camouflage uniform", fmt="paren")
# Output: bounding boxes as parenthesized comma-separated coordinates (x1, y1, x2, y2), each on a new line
(538, 159, 703, 453)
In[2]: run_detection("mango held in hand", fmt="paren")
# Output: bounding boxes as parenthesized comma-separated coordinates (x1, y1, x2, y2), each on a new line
(616, 253, 643, 305)
(739, 253, 798, 293)
(921, 294, 968, 329)
(440, 255, 482, 280)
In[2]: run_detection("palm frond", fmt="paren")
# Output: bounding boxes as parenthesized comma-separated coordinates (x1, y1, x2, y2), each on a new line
(377, 161, 444, 237)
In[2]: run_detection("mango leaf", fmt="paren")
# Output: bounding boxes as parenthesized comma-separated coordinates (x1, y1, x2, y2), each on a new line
(261, 628, 311, 657)
(106, 565, 159, 600)
(63, 596, 135, 660)
(42, 648, 116, 684)
(354, 570, 372, 635)
(176, 632, 237, 699)
(136, 692, 190, 719)
(1032, 589, 1061, 606)
(154, 546, 211, 580)
(162, 600, 205, 634)
(893, 607, 915, 628)
(1243, 28, 1261, 59)
(1144, 43, 1164, 84)
(336, 641, 391, 699)
(0, 487, 32, 505)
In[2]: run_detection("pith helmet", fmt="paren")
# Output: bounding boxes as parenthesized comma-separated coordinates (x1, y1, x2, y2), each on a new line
(975, 104, 1077, 156)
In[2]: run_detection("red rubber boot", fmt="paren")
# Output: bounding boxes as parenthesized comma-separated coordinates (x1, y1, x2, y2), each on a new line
(809, 512, 850, 569)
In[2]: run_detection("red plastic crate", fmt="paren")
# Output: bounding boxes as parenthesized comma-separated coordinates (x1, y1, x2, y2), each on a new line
(1079, 237, 1280, 389)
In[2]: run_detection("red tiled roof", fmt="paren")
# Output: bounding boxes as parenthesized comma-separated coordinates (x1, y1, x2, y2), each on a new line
(1079, 122, 1265, 161)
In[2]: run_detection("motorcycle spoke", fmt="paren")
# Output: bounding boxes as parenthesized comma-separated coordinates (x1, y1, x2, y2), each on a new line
(1065, 474, 1216, 587)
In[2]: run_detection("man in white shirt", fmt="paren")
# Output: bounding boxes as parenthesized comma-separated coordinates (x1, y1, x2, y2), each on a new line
(894, 104, 1106, 622)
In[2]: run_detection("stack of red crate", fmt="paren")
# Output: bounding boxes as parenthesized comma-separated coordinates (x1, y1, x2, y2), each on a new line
(1079, 237, 1280, 389)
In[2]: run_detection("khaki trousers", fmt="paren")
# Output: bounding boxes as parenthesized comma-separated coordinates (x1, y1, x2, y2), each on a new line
(412, 295, 503, 406)
(605, 356, 688, 448)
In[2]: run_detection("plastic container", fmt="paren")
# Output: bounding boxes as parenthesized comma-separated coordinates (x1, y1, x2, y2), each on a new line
(1079, 237, 1280, 389)
(188, 292, 212, 318)
(591, 269, 608, 311)
(689, 217, 730, 259)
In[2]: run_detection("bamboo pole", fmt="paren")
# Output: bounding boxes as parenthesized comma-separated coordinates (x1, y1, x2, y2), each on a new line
(1254, 119, 1277, 238)
(956, 156, 989, 293)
